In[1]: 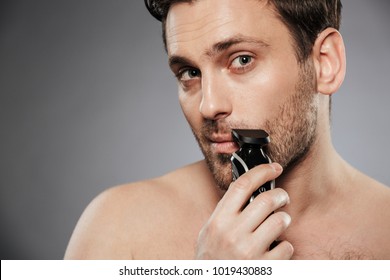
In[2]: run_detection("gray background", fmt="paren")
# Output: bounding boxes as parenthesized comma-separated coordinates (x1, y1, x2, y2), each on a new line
(0, 0, 389, 259)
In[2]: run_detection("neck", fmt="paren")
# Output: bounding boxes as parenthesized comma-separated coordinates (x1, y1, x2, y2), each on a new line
(277, 98, 355, 219)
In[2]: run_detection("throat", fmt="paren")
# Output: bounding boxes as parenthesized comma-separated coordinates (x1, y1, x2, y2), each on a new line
(276, 144, 350, 218)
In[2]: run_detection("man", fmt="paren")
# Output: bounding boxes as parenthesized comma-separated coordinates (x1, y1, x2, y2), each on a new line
(64, 0, 390, 259)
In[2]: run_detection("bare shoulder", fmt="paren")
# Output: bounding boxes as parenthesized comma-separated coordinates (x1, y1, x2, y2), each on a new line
(64, 160, 218, 259)
(355, 174, 390, 259)
(64, 178, 168, 259)
(359, 174, 390, 212)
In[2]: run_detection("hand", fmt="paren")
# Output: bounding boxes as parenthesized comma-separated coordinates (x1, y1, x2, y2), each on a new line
(195, 163, 293, 259)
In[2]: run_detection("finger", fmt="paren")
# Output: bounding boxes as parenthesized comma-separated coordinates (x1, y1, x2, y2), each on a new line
(252, 211, 292, 252)
(241, 188, 290, 231)
(263, 240, 294, 260)
(220, 163, 283, 214)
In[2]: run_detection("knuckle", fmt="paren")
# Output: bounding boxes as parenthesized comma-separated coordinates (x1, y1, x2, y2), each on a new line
(226, 236, 256, 259)
(234, 243, 253, 259)
(255, 163, 278, 178)
(232, 176, 252, 192)
(205, 216, 226, 237)
(223, 232, 239, 248)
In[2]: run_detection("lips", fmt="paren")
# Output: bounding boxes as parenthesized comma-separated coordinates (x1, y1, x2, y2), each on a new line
(209, 134, 239, 154)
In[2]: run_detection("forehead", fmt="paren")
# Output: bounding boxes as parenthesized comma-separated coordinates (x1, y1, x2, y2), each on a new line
(165, 0, 288, 56)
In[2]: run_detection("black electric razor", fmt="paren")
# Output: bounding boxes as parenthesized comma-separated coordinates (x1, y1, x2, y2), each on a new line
(231, 129, 275, 204)
(231, 129, 280, 250)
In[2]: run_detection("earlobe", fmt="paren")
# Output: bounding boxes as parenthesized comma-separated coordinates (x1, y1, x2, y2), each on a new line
(313, 28, 346, 95)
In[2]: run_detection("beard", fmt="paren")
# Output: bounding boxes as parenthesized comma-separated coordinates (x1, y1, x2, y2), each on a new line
(191, 60, 318, 191)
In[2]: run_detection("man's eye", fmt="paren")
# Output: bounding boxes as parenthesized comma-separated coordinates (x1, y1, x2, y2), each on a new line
(178, 68, 201, 81)
(231, 55, 253, 68)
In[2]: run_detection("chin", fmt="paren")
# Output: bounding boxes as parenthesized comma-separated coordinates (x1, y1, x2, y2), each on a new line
(205, 153, 233, 191)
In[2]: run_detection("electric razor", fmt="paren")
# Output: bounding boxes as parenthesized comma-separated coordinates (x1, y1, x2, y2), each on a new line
(231, 129, 275, 204)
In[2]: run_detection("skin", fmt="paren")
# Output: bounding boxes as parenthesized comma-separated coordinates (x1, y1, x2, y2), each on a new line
(64, 0, 390, 259)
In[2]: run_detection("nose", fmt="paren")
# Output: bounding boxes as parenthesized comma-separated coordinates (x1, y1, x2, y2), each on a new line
(199, 73, 232, 120)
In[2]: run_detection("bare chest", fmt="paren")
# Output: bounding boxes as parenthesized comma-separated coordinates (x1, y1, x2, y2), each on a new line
(287, 224, 383, 259)
(129, 210, 206, 259)
(135, 225, 199, 259)
(291, 240, 373, 260)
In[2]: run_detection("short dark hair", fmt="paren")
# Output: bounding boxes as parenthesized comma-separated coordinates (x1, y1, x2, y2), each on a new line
(144, 0, 342, 62)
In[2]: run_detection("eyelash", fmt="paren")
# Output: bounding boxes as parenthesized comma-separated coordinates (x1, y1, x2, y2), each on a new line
(229, 54, 254, 72)
(174, 54, 255, 86)
(176, 68, 201, 82)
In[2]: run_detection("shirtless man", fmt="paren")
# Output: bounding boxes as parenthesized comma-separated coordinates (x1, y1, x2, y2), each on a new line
(64, 0, 390, 259)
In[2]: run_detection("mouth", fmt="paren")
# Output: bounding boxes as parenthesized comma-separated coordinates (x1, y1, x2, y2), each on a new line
(209, 134, 239, 154)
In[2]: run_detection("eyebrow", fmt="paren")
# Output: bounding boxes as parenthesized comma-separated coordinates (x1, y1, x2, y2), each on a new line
(168, 35, 269, 69)
(169, 55, 194, 70)
(206, 35, 270, 57)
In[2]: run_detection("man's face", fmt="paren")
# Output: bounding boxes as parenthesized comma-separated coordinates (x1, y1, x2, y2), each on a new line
(166, 0, 319, 190)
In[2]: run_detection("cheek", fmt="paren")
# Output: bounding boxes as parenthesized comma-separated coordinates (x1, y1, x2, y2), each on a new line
(230, 64, 299, 125)
(178, 90, 202, 130)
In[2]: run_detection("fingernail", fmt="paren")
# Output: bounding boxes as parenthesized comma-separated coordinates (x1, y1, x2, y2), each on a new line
(283, 212, 292, 226)
(271, 163, 283, 172)
(280, 191, 290, 206)
(286, 194, 291, 205)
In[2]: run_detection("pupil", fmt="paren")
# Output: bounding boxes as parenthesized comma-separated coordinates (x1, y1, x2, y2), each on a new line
(240, 56, 249, 64)
(190, 70, 198, 77)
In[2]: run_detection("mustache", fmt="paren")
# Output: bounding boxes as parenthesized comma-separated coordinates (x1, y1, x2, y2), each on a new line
(199, 119, 273, 155)
(201, 119, 265, 139)
(200, 119, 232, 139)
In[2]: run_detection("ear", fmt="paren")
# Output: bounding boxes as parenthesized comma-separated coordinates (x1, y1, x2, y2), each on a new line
(312, 28, 346, 95)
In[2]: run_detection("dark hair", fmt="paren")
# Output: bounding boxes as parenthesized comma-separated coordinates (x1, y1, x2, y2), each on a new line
(144, 0, 342, 62)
